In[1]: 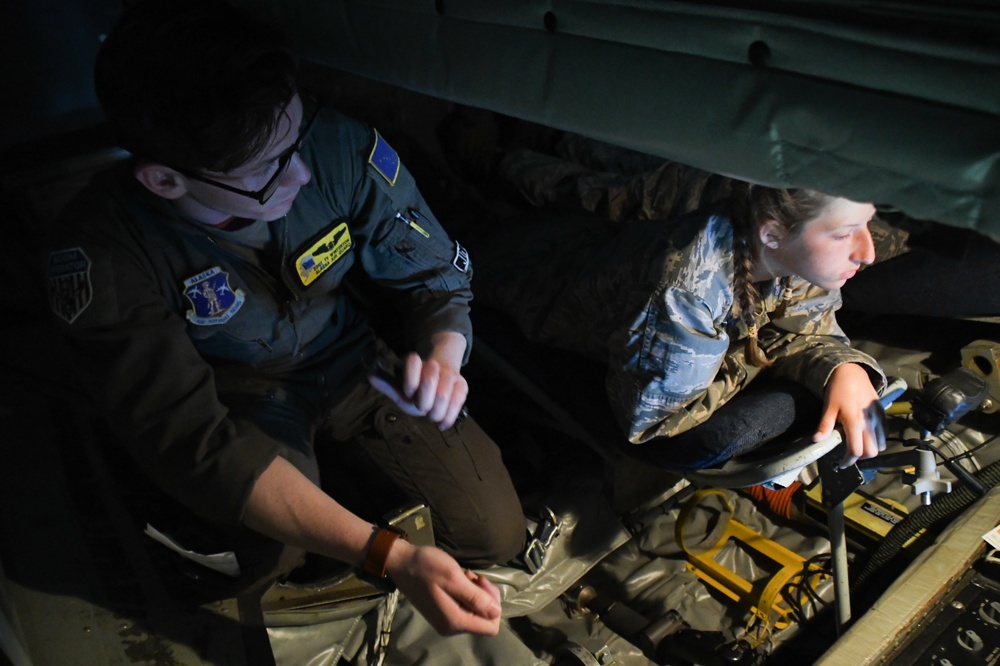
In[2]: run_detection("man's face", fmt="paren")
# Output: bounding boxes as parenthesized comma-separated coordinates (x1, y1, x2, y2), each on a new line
(772, 198, 877, 291)
(180, 94, 313, 223)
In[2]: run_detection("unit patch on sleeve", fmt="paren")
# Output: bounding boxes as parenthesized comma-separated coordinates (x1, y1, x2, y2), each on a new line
(295, 221, 352, 286)
(453, 241, 470, 273)
(47, 247, 93, 324)
(368, 130, 400, 186)
(183, 267, 245, 325)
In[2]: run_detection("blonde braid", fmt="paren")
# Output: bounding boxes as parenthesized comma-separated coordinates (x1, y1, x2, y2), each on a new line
(726, 182, 768, 367)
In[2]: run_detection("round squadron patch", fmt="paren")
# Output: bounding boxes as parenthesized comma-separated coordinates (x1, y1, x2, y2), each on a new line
(182, 267, 245, 325)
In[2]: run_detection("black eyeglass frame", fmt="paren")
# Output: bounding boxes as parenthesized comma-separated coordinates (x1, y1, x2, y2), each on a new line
(174, 92, 322, 205)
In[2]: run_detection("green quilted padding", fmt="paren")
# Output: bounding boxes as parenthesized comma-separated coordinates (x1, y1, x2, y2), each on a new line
(236, 0, 999, 237)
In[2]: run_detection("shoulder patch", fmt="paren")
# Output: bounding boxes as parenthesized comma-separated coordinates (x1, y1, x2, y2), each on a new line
(295, 221, 352, 286)
(368, 130, 400, 186)
(183, 267, 245, 326)
(453, 241, 470, 273)
(47, 247, 93, 324)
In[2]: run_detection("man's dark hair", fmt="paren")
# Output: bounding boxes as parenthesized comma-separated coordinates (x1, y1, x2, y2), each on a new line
(95, 0, 298, 172)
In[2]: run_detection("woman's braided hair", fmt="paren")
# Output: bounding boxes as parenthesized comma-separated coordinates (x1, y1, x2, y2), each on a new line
(727, 182, 836, 367)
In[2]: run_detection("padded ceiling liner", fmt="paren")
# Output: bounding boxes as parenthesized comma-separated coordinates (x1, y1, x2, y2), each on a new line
(235, 0, 1000, 238)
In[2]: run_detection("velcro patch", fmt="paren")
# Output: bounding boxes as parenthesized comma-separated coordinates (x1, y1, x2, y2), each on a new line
(295, 222, 352, 286)
(453, 241, 470, 273)
(47, 247, 93, 324)
(368, 130, 400, 185)
(183, 267, 245, 326)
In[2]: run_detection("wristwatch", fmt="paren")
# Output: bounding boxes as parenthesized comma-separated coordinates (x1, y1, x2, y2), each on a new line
(362, 523, 408, 579)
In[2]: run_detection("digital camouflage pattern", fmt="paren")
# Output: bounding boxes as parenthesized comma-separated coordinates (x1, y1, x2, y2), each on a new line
(475, 134, 888, 444)
(475, 211, 885, 443)
(496, 131, 912, 264)
(497, 135, 731, 225)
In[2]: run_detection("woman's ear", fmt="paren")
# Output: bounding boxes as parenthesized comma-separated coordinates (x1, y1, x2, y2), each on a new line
(134, 163, 188, 200)
(759, 219, 785, 250)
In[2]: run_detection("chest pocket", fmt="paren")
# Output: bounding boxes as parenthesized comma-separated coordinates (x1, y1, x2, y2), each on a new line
(181, 266, 290, 364)
(375, 210, 470, 293)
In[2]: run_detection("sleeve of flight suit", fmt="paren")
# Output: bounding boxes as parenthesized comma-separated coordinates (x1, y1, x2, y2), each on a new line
(45, 179, 285, 529)
(308, 116, 475, 362)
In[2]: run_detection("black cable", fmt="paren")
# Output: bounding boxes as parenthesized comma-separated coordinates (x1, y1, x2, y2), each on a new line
(782, 554, 832, 629)
(947, 431, 1000, 464)
(920, 439, 988, 495)
(851, 458, 1000, 597)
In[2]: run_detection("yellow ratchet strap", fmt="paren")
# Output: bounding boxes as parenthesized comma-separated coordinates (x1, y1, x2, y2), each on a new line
(675, 488, 828, 637)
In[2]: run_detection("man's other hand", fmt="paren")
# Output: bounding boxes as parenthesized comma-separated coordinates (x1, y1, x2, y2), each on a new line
(385, 539, 503, 636)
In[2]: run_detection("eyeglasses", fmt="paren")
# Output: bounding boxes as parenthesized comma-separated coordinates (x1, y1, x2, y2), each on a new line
(176, 93, 321, 205)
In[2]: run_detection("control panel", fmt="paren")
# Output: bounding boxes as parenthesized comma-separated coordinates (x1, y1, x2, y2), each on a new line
(891, 562, 1000, 665)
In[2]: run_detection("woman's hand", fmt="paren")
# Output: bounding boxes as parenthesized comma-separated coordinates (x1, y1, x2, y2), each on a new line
(813, 362, 886, 467)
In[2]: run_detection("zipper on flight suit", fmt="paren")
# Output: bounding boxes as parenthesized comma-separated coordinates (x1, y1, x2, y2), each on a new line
(275, 216, 304, 356)
(202, 217, 301, 353)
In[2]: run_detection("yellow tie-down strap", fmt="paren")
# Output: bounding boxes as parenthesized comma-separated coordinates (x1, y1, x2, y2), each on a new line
(675, 488, 828, 633)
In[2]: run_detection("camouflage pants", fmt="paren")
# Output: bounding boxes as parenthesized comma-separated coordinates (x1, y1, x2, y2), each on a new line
(494, 131, 911, 262)
(496, 134, 732, 224)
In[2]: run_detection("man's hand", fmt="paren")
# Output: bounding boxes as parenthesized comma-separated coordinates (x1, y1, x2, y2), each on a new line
(385, 539, 503, 636)
(368, 332, 469, 430)
(813, 362, 886, 467)
(244, 457, 501, 637)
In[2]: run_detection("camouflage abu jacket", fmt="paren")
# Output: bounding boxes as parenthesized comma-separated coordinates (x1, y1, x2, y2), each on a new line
(606, 213, 886, 443)
(474, 208, 886, 444)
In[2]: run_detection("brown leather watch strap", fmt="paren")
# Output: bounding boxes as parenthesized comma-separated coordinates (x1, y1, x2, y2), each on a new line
(363, 524, 408, 579)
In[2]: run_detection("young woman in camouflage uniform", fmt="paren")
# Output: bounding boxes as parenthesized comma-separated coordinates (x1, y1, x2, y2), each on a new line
(471, 180, 887, 469)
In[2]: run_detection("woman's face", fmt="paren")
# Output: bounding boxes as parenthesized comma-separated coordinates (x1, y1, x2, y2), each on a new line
(766, 197, 877, 290)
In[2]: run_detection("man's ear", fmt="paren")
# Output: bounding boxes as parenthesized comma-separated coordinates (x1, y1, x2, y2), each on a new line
(759, 219, 785, 250)
(134, 163, 188, 200)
